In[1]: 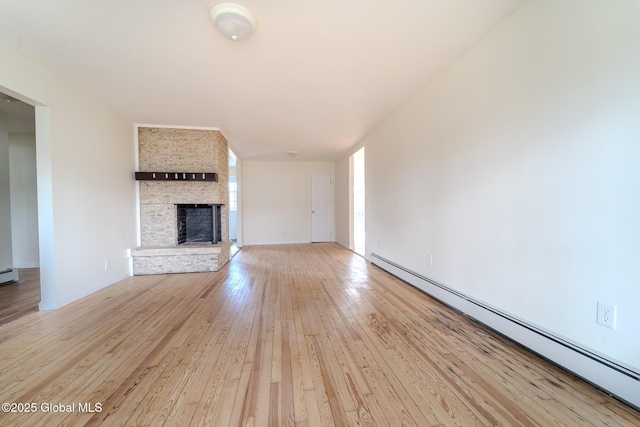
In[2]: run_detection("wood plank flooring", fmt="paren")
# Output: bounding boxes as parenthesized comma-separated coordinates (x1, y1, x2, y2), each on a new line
(0, 268, 40, 326)
(0, 244, 637, 426)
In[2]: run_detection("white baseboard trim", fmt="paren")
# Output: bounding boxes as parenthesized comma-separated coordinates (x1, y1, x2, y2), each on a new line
(370, 253, 640, 410)
(38, 300, 57, 311)
(14, 263, 40, 269)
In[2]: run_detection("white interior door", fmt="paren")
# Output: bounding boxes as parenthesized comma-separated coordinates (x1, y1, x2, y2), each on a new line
(310, 173, 333, 242)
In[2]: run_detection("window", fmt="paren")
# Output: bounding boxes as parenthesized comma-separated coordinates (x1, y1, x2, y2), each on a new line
(228, 178, 237, 211)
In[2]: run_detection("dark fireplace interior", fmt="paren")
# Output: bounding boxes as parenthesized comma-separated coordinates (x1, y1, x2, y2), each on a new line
(176, 204, 222, 245)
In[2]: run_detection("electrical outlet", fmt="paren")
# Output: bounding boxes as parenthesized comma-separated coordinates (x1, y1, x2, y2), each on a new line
(596, 301, 616, 329)
(427, 254, 433, 266)
(104, 260, 111, 271)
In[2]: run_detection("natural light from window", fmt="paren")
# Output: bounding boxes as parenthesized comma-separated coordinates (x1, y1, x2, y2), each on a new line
(353, 147, 365, 256)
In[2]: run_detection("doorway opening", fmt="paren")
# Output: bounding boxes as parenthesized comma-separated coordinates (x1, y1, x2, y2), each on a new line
(352, 147, 365, 256)
(310, 173, 334, 242)
(0, 91, 40, 323)
(228, 148, 240, 258)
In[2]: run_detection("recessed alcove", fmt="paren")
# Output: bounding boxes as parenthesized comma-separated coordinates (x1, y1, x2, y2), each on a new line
(131, 127, 232, 275)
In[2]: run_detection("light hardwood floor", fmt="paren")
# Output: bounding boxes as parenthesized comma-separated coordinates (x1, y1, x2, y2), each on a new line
(0, 268, 40, 326)
(0, 244, 637, 426)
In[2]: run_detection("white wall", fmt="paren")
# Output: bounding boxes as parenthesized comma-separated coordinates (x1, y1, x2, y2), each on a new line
(1, 43, 137, 308)
(341, 0, 640, 371)
(9, 132, 39, 268)
(243, 161, 335, 245)
(0, 112, 12, 271)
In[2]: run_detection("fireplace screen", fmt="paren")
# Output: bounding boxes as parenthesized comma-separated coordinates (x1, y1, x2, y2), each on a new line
(176, 204, 222, 245)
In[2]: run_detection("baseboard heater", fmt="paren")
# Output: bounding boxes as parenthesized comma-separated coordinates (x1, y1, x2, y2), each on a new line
(0, 268, 19, 285)
(370, 253, 640, 410)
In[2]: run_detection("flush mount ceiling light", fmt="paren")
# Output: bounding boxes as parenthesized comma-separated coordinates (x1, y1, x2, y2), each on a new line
(285, 151, 298, 158)
(210, 3, 257, 41)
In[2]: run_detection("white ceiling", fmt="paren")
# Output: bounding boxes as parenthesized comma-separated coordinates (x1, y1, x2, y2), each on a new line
(0, 0, 524, 161)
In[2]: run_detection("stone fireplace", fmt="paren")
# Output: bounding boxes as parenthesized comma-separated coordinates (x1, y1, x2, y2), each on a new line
(130, 127, 232, 275)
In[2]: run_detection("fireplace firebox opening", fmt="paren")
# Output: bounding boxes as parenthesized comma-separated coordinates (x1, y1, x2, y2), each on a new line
(176, 204, 222, 245)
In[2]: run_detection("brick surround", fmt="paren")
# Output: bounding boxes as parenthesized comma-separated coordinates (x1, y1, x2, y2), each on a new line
(132, 127, 232, 275)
